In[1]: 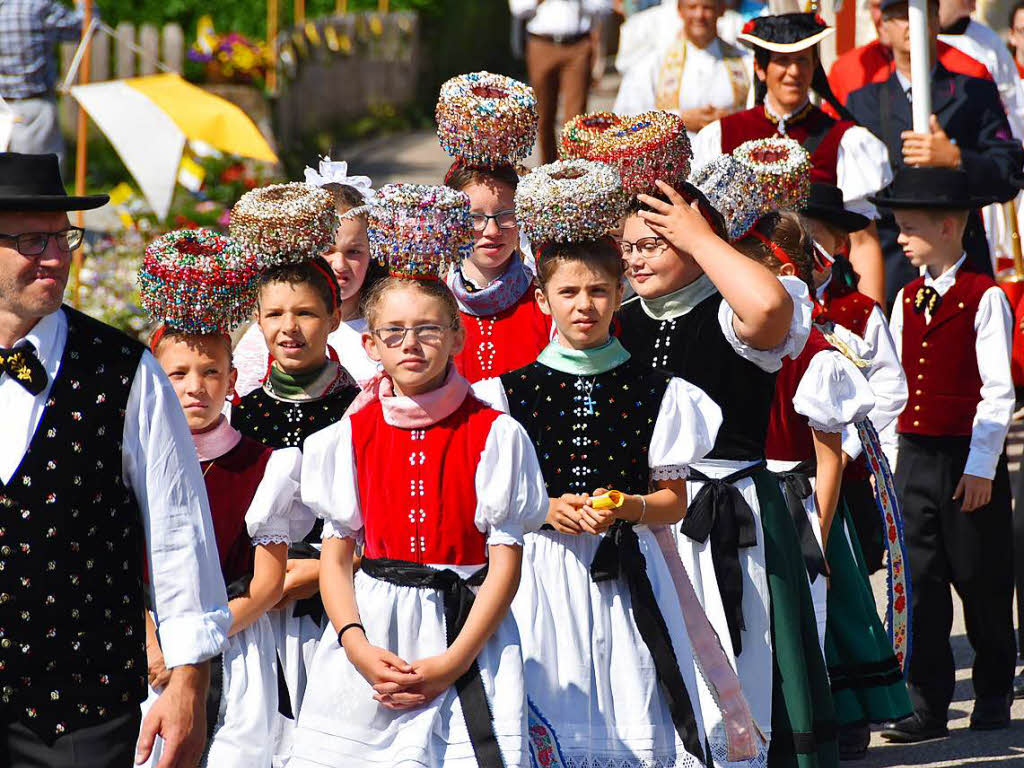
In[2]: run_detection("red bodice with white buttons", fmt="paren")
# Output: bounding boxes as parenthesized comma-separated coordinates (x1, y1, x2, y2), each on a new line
(348, 394, 500, 565)
(454, 290, 551, 383)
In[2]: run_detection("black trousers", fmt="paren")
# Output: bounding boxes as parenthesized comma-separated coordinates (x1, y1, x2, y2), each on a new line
(1012, 460, 1024, 657)
(895, 435, 1016, 720)
(2, 707, 140, 768)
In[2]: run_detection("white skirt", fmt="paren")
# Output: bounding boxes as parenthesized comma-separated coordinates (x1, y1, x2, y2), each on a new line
(675, 460, 772, 768)
(270, 608, 323, 766)
(286, 565, 530, 768)
(139, 613, 279, 768)
(514, 526, 706, 768)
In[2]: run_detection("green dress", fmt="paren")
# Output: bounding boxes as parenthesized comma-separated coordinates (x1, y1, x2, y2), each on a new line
(825, 501, 913, 726)
(757, 471, 840, 768)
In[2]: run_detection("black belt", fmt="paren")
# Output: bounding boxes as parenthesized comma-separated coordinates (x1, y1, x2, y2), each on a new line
(360, 558, 504, 768)
(773, 461, 829, 583)
(591, 521, 707, 765)
(678, 462, 763, 656)
(529, 31, 589, 45)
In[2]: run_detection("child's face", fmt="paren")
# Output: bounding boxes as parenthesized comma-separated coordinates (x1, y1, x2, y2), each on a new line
(258, 281, 341, 374)
(621, 213, 703, 299)
(537, 259, 622, 350)
(323, 217, 370, 304)
(156, 335, 236, 432)
(463, 179, 519, 275)
(362, 286, 464, 396)
(893, 208, 953, 270)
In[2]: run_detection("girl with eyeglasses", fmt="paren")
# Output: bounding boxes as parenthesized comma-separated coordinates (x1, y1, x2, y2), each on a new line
(444, 163, 553, 382)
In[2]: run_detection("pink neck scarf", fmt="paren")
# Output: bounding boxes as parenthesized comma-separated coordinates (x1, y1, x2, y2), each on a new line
(345, 365, 472, 429)
(192, 415, 242, 461)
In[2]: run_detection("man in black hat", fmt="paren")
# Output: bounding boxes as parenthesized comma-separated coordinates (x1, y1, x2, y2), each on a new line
(0, 152, 230, 766)
(845, 0, 1023, 309)
(870, 166, 1016, 742)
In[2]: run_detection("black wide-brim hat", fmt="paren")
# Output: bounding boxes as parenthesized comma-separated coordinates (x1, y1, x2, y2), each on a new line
(737, 12, 834, 54)
(0, 152, 109, 211)
(801, 182, 870, 232)
(867, 166, 993, 210)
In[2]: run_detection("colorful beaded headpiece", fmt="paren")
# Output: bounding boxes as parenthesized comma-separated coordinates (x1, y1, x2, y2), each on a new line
(436, 71, 538, 168)
(230, 182, 338, 268)
(516, 159, 628, 246)
(689, 155, 768, 242)
(559, 110, 692, 198)
(367, 183, 475, 280)
(731, 137, 812, 212)
(138, 228, 259, 335)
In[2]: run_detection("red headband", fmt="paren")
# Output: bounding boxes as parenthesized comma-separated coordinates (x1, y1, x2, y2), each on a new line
(309, 258, 341, 312)
(149, 323, 232, 354)
(745, 228, 795, 267)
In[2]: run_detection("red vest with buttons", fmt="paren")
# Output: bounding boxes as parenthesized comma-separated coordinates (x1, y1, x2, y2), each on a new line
(820, 280, 877, 337)
(897, 264, 994, 437)
(454, 290, 551, 383)
(766, 328, 836, 462)
(349, 394, 500, 565)
(718, 105, 854, 185)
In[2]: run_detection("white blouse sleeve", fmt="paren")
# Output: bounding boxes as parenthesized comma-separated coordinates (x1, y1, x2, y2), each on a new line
(470, 377, 511, 413)
(232, 323, 269, 398)
(837, 125, 893, 220)
(793, 349, 875, 434)
(246, 447, 315, 546)
(300, 418, 363, 541)
(691, 120, 723, 173)
(718, 275, 813, 373)
(474, 414, 549, 547)
(649, 377, 723, 481)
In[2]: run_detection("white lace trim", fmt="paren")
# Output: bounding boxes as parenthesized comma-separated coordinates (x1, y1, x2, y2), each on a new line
(709, 721, 770, 768)
(806, 420, 845, 434)
(651, 465, 690, 481)
(251, 534, 291, 546)
(564, 753, 704, 768)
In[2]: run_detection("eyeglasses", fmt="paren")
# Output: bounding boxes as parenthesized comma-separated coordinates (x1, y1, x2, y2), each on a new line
(0, 227, 85, 256)
(618, 236, 668, 257)
(468, 210, 517, 232)
(370, 324, 455, 348)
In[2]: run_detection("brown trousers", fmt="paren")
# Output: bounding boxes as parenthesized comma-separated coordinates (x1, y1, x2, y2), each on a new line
(526, 34, 594, 164)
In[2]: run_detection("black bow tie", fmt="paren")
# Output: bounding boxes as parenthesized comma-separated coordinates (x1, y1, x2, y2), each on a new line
(913, 285, 942, 316)
(0, 342, 48, 395)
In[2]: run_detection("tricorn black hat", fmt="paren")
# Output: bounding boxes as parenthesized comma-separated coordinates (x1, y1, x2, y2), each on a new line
(867, 166, 991, 210)
(737, 12, 834, 53)
(0, 153, 109, 212)
(801, 183, 870, 232)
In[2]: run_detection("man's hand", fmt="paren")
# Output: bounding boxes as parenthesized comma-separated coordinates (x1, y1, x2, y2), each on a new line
(953, 473, 992, 512)
(901, 115, 962, 168)
(146, 641, 172, 692)
(136, 663, 209, 767)
(680, 105, 727, 133)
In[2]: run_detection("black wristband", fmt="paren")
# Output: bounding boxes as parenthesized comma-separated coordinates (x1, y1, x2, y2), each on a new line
(337, 622, 365, 646)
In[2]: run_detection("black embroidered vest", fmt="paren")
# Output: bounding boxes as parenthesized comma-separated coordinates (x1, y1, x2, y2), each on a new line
(0, 308, 146, 740)
(500, 358, 669, 496)
(232, 383, 358, 450)
(617, 294, 777, 462)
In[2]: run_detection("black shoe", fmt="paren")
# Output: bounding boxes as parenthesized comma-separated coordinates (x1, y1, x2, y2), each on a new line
(1014, 675, 1024, 700)
(880, 713, 948, 743)
(970, 695, 1011, 730)
(838, 721, 870, 760)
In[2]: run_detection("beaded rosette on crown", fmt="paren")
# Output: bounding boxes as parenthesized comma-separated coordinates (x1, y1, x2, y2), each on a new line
(229, 182, 338, 267)
(731, 137, 811, 212)
(559, 110, 691, 198)
(367, 184, 475, 279)
(689, 155, 768, 242)
(138, 229, 259, 334)
(515, 159, 628, 245)
(436, 71, 538, 167)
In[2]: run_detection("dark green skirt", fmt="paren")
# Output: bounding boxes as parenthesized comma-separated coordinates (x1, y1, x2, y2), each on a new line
(825, 501, 912, 726)
(755, 470, 840, 768)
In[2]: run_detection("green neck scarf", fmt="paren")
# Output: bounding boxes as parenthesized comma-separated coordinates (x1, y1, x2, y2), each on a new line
(267, 360, 329, 399)
(536, 337, 631, 376)
(638, 273, 718, 321)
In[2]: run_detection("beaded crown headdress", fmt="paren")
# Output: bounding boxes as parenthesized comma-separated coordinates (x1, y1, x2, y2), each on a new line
(230, 182, 338, 268)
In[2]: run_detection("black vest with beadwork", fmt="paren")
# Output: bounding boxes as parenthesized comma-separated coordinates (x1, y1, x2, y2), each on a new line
(232, 379, 358, 450)
(500, 357, 670, 497)
(617, 293, 776, 462)
(0, 308, 147, 740)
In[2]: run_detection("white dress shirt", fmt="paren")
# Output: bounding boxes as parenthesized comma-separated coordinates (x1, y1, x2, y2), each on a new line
(888, 255, 1015, 480)
(508, 0, 612, 36)
(691, 105, 893, 219)
(0, 309, 231, 668)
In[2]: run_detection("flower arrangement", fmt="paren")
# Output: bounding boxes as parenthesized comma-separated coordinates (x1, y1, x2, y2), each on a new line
(189, 16, 270, 85)
(67, 230, 149, 339)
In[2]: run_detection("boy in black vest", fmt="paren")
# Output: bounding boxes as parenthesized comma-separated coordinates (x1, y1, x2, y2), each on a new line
(870, 167, 1016, 742)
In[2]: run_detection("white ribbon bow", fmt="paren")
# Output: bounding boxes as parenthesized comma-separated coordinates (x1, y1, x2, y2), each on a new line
(303, 156, 375, 202)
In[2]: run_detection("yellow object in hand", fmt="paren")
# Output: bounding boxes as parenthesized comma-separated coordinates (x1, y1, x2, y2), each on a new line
(590, 490, 625, 510)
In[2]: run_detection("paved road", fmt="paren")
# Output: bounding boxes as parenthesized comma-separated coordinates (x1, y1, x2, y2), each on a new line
(339, 71, 1024, 767)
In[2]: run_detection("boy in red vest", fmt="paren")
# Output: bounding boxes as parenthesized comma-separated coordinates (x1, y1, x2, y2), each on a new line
(871, 167, 1016, 742)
